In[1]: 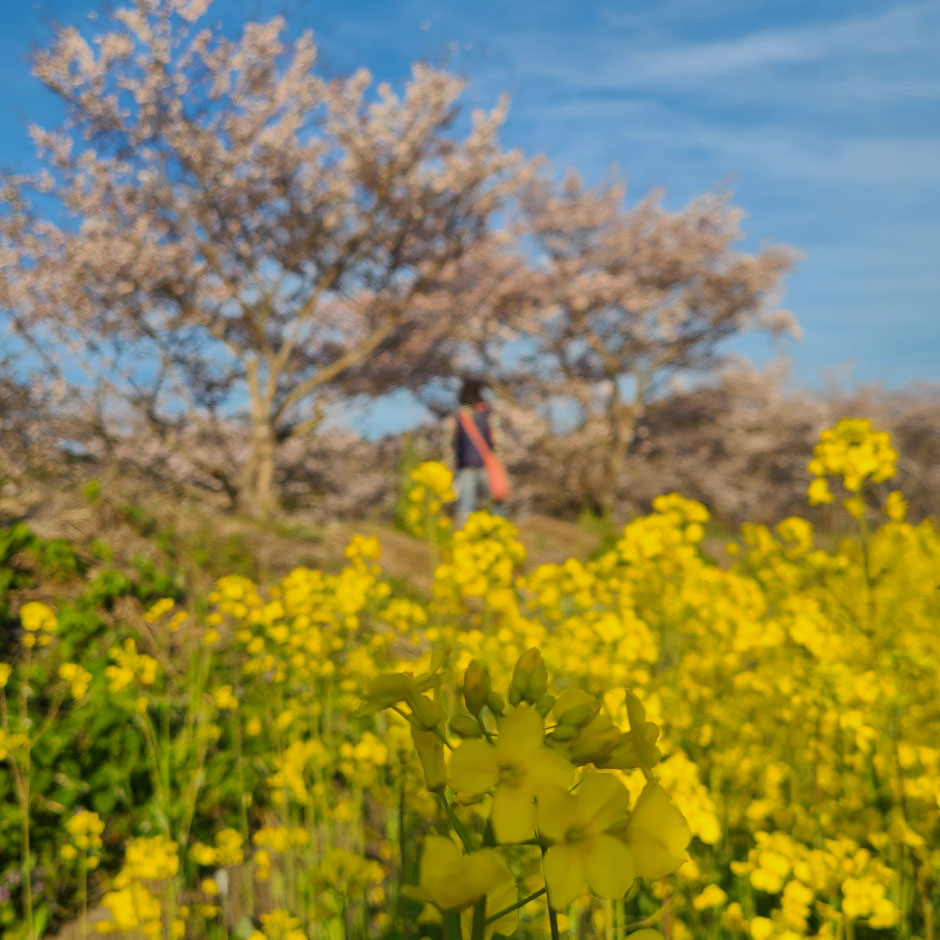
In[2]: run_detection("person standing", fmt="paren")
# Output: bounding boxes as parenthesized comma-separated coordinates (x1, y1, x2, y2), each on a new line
(451, 378, 504, 525)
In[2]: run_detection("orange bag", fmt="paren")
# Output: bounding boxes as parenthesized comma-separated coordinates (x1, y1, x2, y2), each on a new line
(458, 409, 510, 502)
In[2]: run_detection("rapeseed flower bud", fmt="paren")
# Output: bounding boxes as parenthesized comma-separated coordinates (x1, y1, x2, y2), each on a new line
(591, 691, 663, 771)
(411, 726, 447, 791)
(485, 691, 505, 716)
(462, 660, 491, 715)
(566, 713, 622, 765)
(405, 691, 443, 730)
(555, 690, 601, 728)
(509, 648, 548, 705)
(449, 714, 484, 738)
(535, 693, 556, 716)
(358, 672, 418, 714)
(550, 722, 579, 742)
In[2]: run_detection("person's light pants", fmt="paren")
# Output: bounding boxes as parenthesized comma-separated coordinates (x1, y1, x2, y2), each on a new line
(456, 466, 504, 525)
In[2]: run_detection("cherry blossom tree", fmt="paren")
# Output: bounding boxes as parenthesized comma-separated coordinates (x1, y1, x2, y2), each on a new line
(512, 172, 799, 512)
(0, 0, 529, 512)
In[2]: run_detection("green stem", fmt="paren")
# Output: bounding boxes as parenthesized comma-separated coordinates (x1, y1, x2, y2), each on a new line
(135, 709, 168, 829)
(436, 790, 474, 852)
(475, 714, 495, 744)
(80, 851, 88, 940)
(20, 771, 33, 938)
(549, 905, 562, 940)
(231, 650, 253, 916)
(18, 651, 34, 939)
(391, 704, 454, 751)
(30, 691, 66, 745)
(485, 887, 547, 925)
(177, 715, 212, 849)
(471, 896, 486, 940)
(395, 761, 406, 926)
(443, 909, 462, 940)
(855, 510, 876, 630)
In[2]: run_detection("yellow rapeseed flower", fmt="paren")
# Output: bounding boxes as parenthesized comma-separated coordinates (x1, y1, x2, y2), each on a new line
(448, 705, 573, 843)
(59, 662, 93, 699)
(405, 835, 513, 911)
(538, 771, 636, 909)
(619, 781, 692, 880)
(20, 601, 57, 647)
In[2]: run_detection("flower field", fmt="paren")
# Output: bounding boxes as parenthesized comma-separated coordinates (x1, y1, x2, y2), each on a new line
(1, 419, 938, 940)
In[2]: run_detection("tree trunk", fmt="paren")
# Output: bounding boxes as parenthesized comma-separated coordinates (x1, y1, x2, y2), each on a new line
(607, 420, 633, 510)
(243, 411, 278, 517)
(595, 388, 637, 519)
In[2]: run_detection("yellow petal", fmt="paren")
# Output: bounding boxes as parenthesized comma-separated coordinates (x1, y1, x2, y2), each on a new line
(537, 785, 580, 844)
(543, 844, 585, 910)
(528, 745, 577, 795)
(453, 850, 512, 910)
(583, 833, 635, 899)
(460, 877, 519, 940)
(411, 847, 510, 911)
(492, 782, 536, 843)
(552, 689, 595, 716)
(486, 879, 519, 938)
(449, 740, 499, 794)
(624, 782, 691, 879)
(578, 771, 631, 833)
(419, 836, 461, 884)
(497, 706, 544, 757)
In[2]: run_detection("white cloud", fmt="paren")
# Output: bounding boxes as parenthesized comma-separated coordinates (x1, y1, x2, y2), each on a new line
(620, 2, 935, 79)
(477, 1, 940, 189)
(516, 93, 940, 186)
(480, 1, 939, 108)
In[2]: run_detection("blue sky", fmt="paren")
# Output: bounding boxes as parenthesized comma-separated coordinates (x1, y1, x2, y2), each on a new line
(2, 0, 938, 422)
